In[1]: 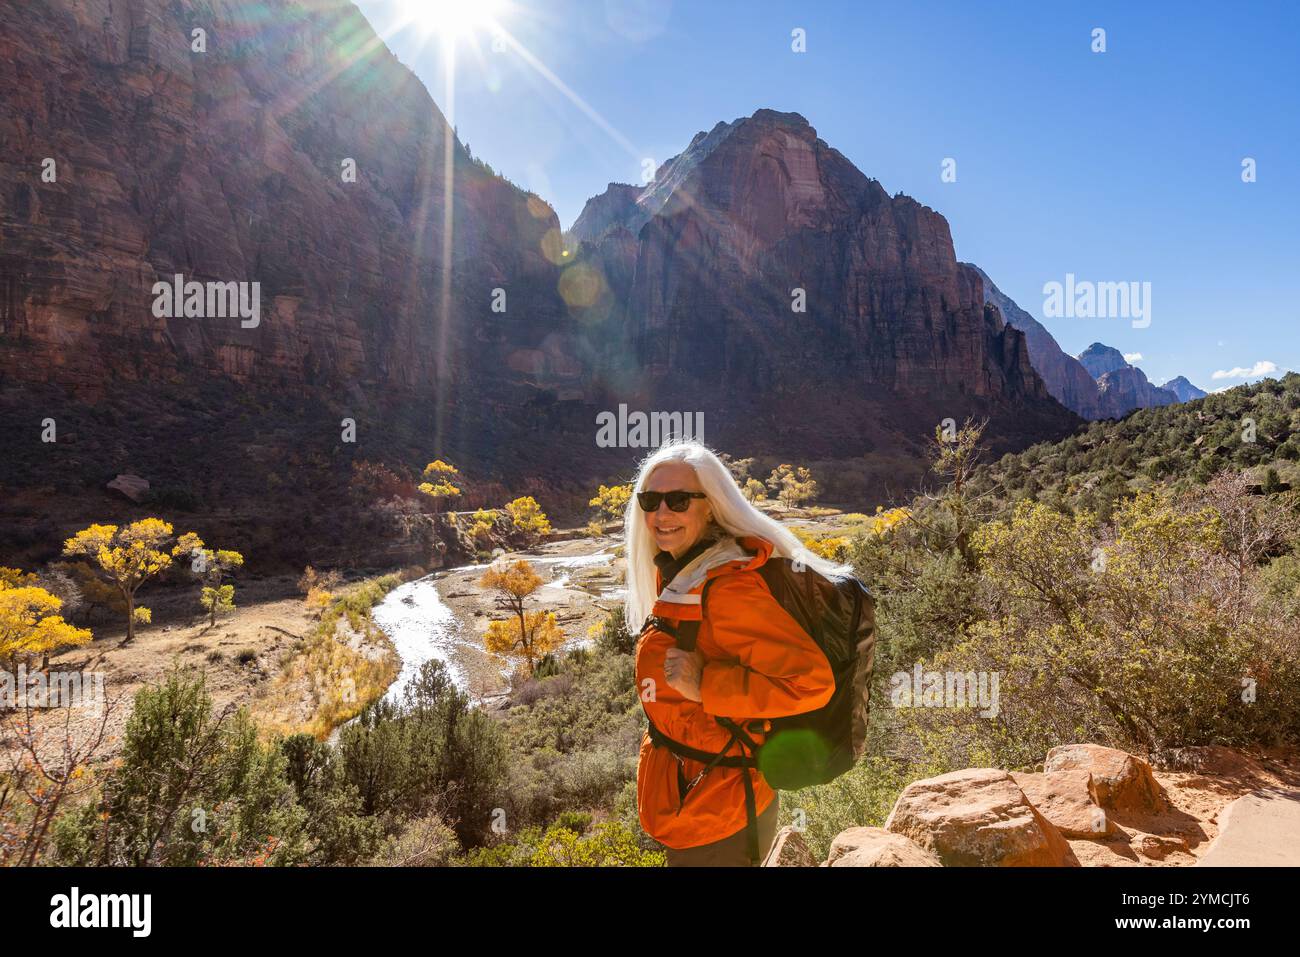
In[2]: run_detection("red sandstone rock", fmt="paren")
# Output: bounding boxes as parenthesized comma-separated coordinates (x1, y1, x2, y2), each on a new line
(106, 473, 150, 502)
(884, 768, 1077, 866)
(825, 826, 941, 867)
(1045, 744, 1170, 814)
(1012, 770, 1115, 839)
(571, 109, 1080, 458)
(761, 826, 817, 867)
(0, 0, 576, 400)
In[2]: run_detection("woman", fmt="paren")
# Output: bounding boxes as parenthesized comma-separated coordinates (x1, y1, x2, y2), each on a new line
(625, 440, 849, 866)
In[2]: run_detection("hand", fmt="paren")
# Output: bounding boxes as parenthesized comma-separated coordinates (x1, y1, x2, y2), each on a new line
(664, 647, 704, 702)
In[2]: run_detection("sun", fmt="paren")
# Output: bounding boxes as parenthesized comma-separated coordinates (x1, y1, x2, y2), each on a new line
(395, 0, 505, 43)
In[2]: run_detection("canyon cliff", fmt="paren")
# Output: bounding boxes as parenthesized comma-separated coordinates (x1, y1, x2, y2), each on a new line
(568, 111, 1078, 460)
(0, 0, 583, 400)
(1, 1, 1081, 567)
(973, 268, 1192, 421)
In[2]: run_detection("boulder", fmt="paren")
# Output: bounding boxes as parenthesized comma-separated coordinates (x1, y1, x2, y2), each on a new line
(762, 826, 816, 867)
(825, 827, 941, 867)
(1012, 770, 1114, 838)
(106, 473, 150, 503)
(1045, 744, 1169, 813)
(885, 768, 1076, 866)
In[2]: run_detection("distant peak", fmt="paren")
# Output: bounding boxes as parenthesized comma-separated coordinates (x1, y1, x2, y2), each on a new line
(747, 108, 813, 129)
(1081, 341, 1122, 356)
(1077, 342, 1130, 380)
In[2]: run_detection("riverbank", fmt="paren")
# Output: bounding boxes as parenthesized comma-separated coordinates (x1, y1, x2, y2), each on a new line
(8, 505, 854, 767)
(7, 572, 406, 764)
(382, 534, 627, 706)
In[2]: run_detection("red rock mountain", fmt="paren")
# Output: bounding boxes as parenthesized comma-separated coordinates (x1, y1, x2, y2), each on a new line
(0, 0, 580, 400)
(1, 2, 1079, 566)
(568, 111, 1078, 459)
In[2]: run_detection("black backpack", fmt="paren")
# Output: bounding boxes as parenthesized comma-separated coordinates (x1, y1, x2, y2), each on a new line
(746, 557, 876, 790)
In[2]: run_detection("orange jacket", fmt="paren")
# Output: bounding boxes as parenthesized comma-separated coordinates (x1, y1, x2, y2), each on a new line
(635, 535, 835, 849)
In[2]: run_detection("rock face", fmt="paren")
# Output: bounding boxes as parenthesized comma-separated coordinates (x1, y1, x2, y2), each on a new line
(973, 269, 1189, 421)
(825, 826, 941, 867)
(884, 768, 1077, 866)
(762, 826, 817, 867)
(0, 0, 577, 400)
(566, 183, 647, 245)
(972, 265, 1105, 419)
(1045, 744, 1170, 814)
(1011, 770, 1114, 838)
(1078, 344, 1179, 419)
(570, 110, 1079, 461)
(1161, 375, 1208, 403)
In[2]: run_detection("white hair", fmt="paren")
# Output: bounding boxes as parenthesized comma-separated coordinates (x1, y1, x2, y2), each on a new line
(622, 439, 852, 630)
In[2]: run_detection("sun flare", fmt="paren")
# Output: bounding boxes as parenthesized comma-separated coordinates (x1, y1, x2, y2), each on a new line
(395, 0, 504, 42)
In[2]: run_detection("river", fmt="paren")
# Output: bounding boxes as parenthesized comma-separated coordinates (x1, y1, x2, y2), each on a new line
(370, 537, 625, 706)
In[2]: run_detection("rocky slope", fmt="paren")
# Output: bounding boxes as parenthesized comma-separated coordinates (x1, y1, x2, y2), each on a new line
(570, 110, 1079, 461)
(970, 264, 1104, 418)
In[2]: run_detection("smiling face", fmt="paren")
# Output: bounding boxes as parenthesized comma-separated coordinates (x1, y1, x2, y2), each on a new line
(642, 462, 715, 558)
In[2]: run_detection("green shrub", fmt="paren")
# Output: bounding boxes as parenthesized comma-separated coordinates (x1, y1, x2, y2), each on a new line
(52, 667, 306, 866)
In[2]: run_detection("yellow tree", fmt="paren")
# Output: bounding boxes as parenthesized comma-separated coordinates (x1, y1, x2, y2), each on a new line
(418, 460, 462, 514)
(175, 533, 247, 627)
(478, 560, 563, 675)
(588, 484, 632, 532)
(0, 572, 92, 666)
(505, 496, 552, 543)
(485, 612, 565, 678)
(766, 464, 818, 508)
(467, 508, 497, 547)
(62, 519, 187, 646)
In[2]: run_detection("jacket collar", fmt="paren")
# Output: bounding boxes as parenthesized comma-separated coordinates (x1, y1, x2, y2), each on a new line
(652, 534, 774, 620)
(653, 533, 722, 588)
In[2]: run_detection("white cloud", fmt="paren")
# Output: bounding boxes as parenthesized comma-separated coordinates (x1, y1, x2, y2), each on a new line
(1211, 360, 1277, 380)
(1123, 352, 1143, 362)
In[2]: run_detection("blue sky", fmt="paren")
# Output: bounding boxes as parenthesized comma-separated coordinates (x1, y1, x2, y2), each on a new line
(353, 0, 1299, 392)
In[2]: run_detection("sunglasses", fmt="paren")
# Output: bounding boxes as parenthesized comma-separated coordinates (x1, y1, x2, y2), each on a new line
(637, 490, 708, 512)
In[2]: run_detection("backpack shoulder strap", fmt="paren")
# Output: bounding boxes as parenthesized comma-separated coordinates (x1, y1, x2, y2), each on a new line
(669, 576, 716, 651)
